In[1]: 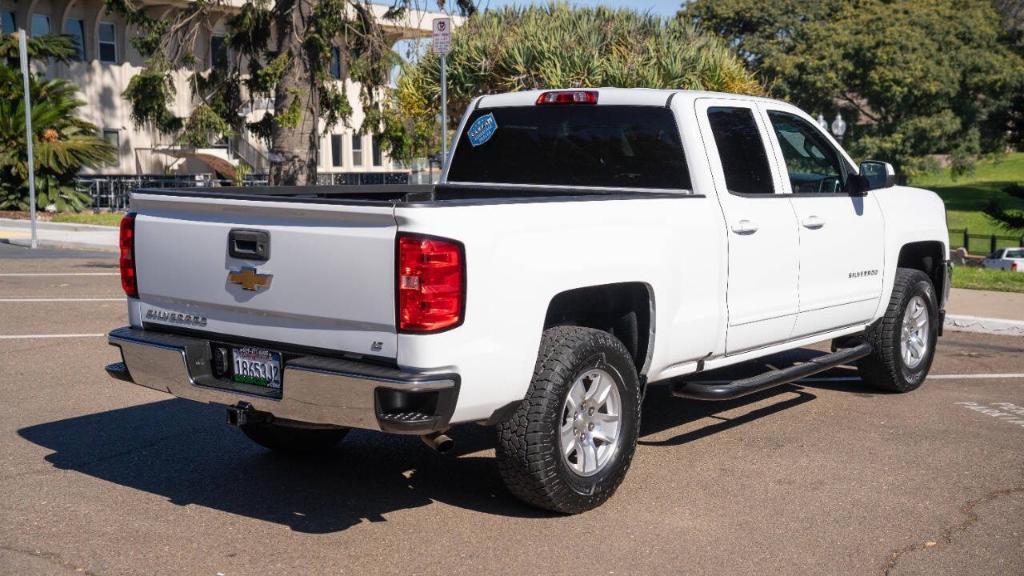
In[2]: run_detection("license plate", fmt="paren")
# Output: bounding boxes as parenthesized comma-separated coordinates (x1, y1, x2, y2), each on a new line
(231, 347, 282, 390)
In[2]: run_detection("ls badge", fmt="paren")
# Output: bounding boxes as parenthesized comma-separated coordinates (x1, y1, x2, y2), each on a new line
(228, 267, 273, 291)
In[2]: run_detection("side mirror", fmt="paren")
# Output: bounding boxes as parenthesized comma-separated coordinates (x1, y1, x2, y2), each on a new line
(859, 160, 896, 191)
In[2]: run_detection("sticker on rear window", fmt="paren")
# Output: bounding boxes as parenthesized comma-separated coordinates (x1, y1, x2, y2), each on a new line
(467, 113, 497, 147)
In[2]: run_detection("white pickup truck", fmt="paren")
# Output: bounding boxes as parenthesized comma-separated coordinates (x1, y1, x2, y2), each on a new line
(106, 88, 950, 513)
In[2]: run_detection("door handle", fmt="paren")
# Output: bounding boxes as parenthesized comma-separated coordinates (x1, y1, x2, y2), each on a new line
(731, 219, 759, 235)
(801, 216, 826, 230)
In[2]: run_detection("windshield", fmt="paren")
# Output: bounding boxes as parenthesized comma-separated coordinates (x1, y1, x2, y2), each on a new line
(446, 105, 691, 190)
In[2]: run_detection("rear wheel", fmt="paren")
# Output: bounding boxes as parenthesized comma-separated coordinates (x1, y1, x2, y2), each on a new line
(240, 421, 349, 453)
(495, 326, 642, 514)
(858, 268, 939, 392)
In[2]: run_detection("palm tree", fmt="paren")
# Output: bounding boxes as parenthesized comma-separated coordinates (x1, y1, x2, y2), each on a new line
(0, 33, 115, 212)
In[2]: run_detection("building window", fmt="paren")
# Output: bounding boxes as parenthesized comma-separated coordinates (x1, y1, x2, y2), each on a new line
(30, 14, 50, 36)
(351, 133, 363, 166)
(329, 47, 342, 79)
(210, 34, 228, 69)
(65, 19, 86, 61)
(98, 22, 117, 63)
(371, 135, 382, 166)
(331, 134, 343, 167)
(102, 130, 120, 166)
(2, 12, 15, 35)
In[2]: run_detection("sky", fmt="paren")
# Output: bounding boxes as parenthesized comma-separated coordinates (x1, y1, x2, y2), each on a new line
(377, 1, 681, 19)
(472, 0, 680, 18)
(388, 0, 682, 80)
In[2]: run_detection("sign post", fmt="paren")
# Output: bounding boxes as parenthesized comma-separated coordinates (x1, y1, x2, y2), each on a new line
(432, 17, 451, 170)
(18, 30, 37, 249)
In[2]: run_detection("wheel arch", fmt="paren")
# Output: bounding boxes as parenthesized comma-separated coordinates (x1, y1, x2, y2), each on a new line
(896, 241, 946, 302)
(543, 282, 655, 376)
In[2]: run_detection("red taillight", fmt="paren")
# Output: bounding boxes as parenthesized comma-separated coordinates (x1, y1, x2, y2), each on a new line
(535, 90, 598, 105)
(1013, 262, 1018, 272)
(397, 234, 464, 333)
(119, 213, 138, 298)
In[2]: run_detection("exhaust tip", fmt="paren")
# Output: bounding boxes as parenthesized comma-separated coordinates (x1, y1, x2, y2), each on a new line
(421, 431, 454, 453)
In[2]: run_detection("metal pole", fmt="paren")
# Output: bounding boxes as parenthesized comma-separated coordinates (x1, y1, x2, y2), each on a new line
(18, 30, 37, 249)
(440, 53, 447, 170)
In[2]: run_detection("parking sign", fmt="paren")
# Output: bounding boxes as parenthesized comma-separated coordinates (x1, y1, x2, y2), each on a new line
(432, 17, 451, 55)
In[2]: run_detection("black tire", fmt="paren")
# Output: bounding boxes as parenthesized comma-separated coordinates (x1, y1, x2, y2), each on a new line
(240, 421, 349, 453)
(495, 326, 642, 514)
(858, 268, 939, 392)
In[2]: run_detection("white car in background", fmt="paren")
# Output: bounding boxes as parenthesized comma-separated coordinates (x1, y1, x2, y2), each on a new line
(982, 247, 1024, 272)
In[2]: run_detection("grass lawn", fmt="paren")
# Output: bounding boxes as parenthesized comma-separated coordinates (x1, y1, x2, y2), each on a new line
(952, 265, 1024, 293)
(911, 153, 1024, 253)
(49, 212, 123, 226)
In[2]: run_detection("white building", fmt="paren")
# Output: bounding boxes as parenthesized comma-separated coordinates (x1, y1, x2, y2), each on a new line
(0, 0, 453, 183)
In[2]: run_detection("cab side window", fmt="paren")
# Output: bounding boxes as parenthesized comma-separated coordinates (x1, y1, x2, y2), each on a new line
(707, 107, 775, 195)
(768, 111, 846, 195)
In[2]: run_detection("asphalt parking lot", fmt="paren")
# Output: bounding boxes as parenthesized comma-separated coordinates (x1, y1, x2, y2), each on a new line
(1, 243, 1022, 576)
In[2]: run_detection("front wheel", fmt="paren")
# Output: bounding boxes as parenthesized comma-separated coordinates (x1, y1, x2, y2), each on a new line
(858, 268, 939, 392)
(496, 326, 642, 514)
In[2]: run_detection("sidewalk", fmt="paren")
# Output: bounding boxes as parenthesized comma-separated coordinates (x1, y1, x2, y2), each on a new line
(945, 287, 1024, 337)
(0, 218, 118, 253)
(947, 288, 1024, 321)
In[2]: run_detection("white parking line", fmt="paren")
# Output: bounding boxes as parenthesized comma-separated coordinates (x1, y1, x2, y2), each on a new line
(0, 298, 124, 302)
(0, 333, 105, 340)
(930, 373, 1024, 380)
(0, 272, 119, 277)
(686, 373, 1024, 385)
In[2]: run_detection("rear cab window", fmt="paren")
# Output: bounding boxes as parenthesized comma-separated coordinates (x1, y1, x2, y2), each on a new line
(446, 105, 691, 190)
(706, 106, 775, 195)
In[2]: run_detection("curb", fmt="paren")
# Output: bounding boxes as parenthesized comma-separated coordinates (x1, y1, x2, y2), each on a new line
(944, 314, 1024, 337)
(2, 237, 118, 254)
(0, 217, 117, 232)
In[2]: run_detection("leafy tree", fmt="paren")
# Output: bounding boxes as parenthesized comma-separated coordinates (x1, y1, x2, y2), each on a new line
(682, 0, 1024, 178)
(386, 2, 762, 163)
(107, 0, 474, 185)
(994, 0, 1024, 152)
(0, 33, 116, 212)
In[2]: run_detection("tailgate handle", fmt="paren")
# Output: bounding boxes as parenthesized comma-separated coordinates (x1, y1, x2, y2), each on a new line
(228, 229, 270, 261)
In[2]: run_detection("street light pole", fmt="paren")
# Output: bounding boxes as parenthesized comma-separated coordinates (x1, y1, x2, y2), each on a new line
(18, 30, 37, 249)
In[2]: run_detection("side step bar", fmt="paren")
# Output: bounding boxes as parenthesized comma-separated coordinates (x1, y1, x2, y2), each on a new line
(671, 343, 873, 401)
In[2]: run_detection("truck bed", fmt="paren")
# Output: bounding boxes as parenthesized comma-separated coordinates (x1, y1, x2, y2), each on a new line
(134, 183, 688, 206)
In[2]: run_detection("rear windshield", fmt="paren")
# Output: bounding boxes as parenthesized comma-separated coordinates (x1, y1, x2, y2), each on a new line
(1006, 249, 1024, 258)
(446, 105, 691, 190)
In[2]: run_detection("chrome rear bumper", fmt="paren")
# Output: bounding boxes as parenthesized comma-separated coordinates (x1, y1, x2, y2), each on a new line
(106, 326, 458, 434)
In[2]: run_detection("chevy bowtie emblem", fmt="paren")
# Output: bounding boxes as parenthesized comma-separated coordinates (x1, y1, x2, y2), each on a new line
(228, 267, 273, 291)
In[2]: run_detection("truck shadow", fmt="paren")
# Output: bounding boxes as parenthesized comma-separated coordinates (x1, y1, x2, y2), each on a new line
(17, 348, 874, 532)
(18, 400, 543, 533)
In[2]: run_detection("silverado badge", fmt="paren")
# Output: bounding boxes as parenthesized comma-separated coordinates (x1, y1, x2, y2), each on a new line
(228, 267, 273, 291)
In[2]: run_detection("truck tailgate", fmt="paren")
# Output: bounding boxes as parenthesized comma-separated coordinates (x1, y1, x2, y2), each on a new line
(130, 193, 398, 358)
